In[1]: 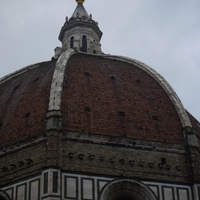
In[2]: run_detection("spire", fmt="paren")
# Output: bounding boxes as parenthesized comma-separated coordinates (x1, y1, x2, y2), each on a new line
(56, 0, 103, 57)
(72, 0, 89, 20)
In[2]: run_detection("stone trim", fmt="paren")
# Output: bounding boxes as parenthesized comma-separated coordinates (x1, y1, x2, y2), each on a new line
(46, 110, 62, 131)
(62, 131, 185, 153)
(0, 137, 47, 156)
(0, 63, 41, 84)
(48, 49, 76, 111)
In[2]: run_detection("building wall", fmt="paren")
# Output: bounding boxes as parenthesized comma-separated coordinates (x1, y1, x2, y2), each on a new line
(1, 169, 194, 200)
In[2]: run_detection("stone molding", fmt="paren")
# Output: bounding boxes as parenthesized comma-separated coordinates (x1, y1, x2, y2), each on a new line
(0, 63, 40, 84)
(48, 49, 76, 111)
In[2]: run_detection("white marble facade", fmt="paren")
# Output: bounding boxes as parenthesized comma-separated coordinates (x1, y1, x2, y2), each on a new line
(1, 168, 195, 200)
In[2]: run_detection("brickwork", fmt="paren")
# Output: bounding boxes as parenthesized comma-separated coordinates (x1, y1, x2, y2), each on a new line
(61, 54, 184, 144)
(189, 147, 200, 183)
(0, 61, 56, 147)
(187, 112, 200, 135)
(187, 111, 200, 147)
(61, 133, 190, 183)
(0, 141, 47, 186)
(187, 113, 200, 183)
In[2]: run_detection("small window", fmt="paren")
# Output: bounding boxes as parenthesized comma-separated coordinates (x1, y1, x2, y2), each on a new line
(110, 75, 116, 80)
(118, 111, 125, 116)
(84, 107, 91, 112)
(44, 172, 48, 194)
(13, 85, 20, 91)
(70, 36, 74, 48)
(53, 171, 58, 193)
(161, 158, 166, 165)
(136, 79, 141, 84)
(25, 112, 31, 118)
(152, 115, 158, 120)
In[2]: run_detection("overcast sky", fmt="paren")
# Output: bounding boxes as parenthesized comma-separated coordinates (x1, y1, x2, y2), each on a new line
(0, 0, 199, 121)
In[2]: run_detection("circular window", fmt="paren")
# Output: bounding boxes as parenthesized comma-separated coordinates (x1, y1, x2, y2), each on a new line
(100, 179, 158, 200)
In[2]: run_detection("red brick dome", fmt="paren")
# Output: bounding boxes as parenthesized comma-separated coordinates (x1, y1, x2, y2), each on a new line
(0, 60, 56, 147)
(61, 54, 183, 143)
(0, 51, 197, 148)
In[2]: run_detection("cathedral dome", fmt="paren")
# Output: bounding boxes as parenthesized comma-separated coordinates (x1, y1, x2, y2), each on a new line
(0, 51, 196, 147)
(0, 1, 200, 200)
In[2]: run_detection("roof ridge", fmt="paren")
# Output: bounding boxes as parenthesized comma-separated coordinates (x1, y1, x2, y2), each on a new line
(0, 61, 49, 84)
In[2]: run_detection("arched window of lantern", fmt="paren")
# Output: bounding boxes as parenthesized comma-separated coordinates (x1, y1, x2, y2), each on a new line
(82, 35, 87, 52)
(70, 36, 74, 49)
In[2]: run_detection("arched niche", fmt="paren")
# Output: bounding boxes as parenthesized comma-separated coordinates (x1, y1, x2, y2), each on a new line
(100, 179, 158, 200)
(0, 190, 11, 200)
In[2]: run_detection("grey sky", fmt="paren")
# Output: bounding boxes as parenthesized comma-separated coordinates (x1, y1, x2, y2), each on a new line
(0, 0, 199, 121)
